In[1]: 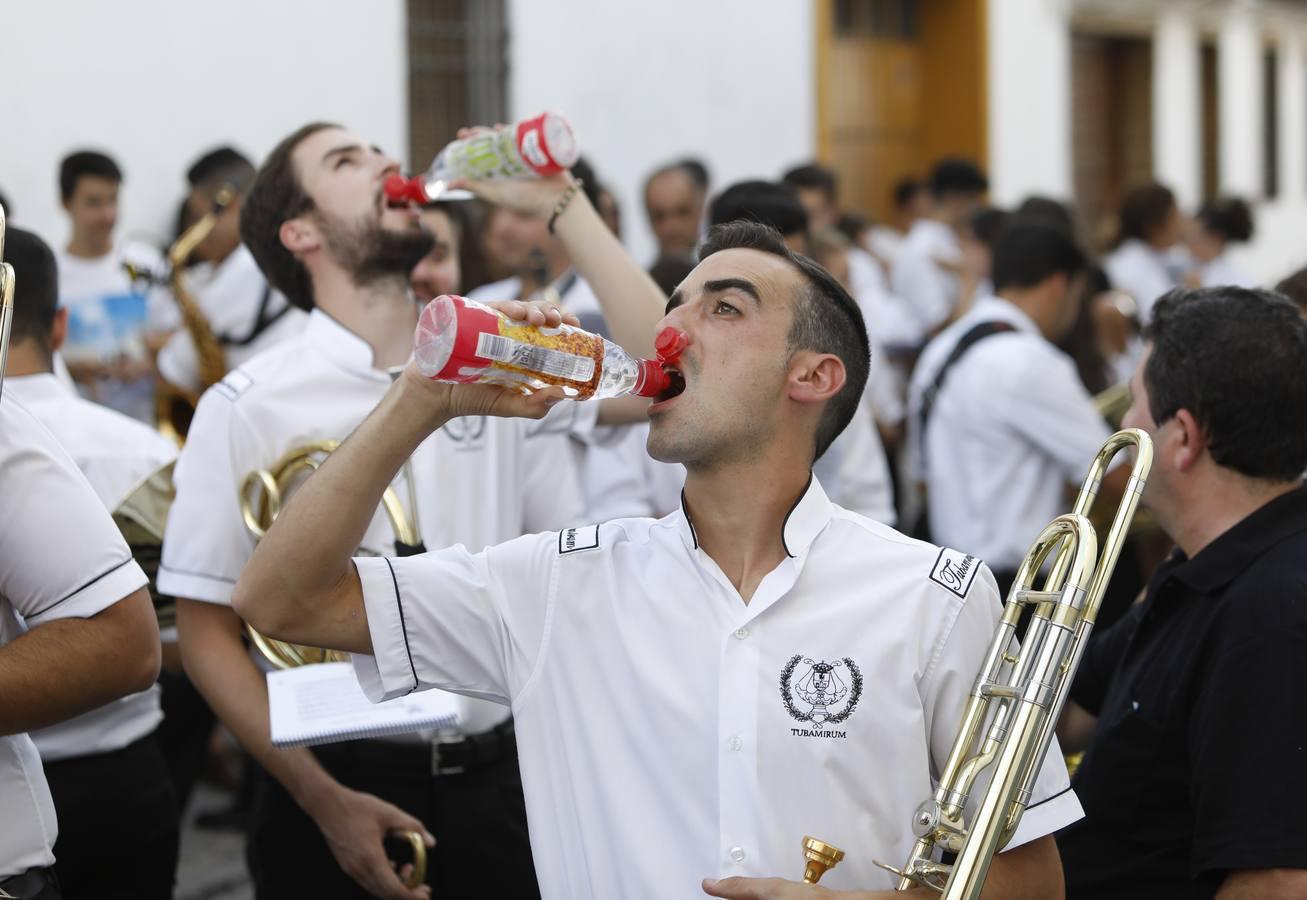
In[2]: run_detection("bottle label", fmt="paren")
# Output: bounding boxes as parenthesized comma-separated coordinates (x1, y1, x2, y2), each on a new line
(475, 332, 596, 383)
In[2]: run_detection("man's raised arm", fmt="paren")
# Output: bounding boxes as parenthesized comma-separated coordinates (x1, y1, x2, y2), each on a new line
(460, 167, 667, 359)
(232, 307, 570, 653)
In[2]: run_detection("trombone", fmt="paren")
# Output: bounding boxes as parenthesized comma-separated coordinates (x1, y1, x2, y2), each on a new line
(803, 428, 1153, 897)
(0, 203, 15, 405)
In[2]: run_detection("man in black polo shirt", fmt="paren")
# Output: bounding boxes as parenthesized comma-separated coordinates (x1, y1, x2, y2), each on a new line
(1056, 287, 1307, 899)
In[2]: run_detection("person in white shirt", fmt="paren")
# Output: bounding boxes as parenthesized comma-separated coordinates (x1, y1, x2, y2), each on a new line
(1102, 182, 1185, 324)
(54, 150, 175, 423)
(236, 219, 1078, 900)
(471, 158, 685, 520)
(1, 227, 178, 898)
(157, 147, 307, 394)
(866, 177, 929, 269)
(1184, 196, 1256, 289)
(0, 399, 161, 900)
(909, 223, 1131, 595)
(161, 121, 667, 900)
(891, 158, 989, 347)
(644, 158, 709, 262)
(710, 181, 896, 525)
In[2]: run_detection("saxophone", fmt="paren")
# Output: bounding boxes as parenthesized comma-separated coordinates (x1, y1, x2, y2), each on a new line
(150, 186, 235, 444)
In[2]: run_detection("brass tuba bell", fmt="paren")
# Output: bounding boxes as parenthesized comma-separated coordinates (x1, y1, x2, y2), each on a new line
(238, 439, 423, 669)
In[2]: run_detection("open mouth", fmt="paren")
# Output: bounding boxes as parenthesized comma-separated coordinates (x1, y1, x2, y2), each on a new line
(655, 365, 686, 404)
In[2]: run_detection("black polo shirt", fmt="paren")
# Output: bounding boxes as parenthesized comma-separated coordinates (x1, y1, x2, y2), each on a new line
(1056, 485, 1307, 899)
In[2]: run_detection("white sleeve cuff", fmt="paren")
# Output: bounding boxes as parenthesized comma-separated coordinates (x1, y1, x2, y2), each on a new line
(349, 556, 420, 703)
(27, 557, 148, 626)
(1005, 786, 1084, 850)
(156, 565, 236, 605)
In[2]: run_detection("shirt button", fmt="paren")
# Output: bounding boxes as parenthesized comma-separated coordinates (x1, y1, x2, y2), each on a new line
(734, 627, 749, 640)
(730, 847, 747, 863)
(727, 735, 744, 751)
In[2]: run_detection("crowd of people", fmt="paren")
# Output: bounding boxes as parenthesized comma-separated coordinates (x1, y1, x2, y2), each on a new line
(1, 122, 1305, 900)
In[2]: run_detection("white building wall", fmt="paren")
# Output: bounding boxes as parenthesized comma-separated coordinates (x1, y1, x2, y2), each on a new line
(986, 0, 1074, 206)
(507, 0, 816, 267)
(1153, 3, 1203, 211)
(0, 0, 407, 253)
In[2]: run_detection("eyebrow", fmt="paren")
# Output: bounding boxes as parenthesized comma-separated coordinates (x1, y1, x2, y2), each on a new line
(703, 277, 762, 307)
(322, 143, 365, 164)
(665, 289, 683, 315)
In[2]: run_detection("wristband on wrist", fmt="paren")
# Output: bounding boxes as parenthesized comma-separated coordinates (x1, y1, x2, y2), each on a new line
(547, 180, 583, 234)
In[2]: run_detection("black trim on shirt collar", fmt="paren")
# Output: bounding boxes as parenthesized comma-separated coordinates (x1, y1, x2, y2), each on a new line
(1167, 485, 1307, 593)
(680, 473, 814, 558)
(679, 489, 699, 550)
(781, 471, 815, 559)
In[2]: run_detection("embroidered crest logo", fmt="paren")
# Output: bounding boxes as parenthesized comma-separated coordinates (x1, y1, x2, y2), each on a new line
(780, 655, 863, 726)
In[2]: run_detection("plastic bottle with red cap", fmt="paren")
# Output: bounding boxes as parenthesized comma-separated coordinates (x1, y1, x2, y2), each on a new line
(414, 295, 677, 401)
(386, 112, 579, 206)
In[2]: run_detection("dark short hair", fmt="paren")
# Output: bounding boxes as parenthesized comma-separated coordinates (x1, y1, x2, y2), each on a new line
(239, 122, 338, 311)
(709, 180, 809, 240)
(698, 221, 869, 461)
(59, 150, 122, 201)
(928, 158, 987, 199)
(1145, 288, 1307, 481)
(1273, 265, 1307, 314)
(4, 228, 59, 354)
(644, 158, 709, 198)
(991, 222, 1087, 293)
(968, 206, 1011, 250)
(836, 212, 868, 244)
(1016, 195, 1076, 238)
(893, 178, 923, 210)
(678, 158, 710, 192)
(781, 163, 838, 205)
(1117, 183, 1177, 244)
(1196, 196, 1254, 243)
(569, 156, 602, 210)
(187, 146, 256, 194)
(648, 253, 696, 298)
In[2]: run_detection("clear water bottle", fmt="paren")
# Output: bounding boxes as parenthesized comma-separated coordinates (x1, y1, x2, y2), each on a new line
(414, 295, 674, 400)
(386, 112, 579, 205)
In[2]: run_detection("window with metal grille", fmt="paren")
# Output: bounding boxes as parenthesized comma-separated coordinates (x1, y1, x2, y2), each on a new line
(834, 0, 919, 40)
(407, 0, 509, 169)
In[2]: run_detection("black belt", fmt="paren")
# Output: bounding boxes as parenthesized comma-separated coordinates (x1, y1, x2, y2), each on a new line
(0, 867, 59, 899)
(314, 718, 516, 777)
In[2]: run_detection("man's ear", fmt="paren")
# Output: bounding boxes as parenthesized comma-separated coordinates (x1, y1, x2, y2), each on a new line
(279, 216, 319, 256)
(788, 352, 847, 406)
(1171, 408, 1207, 472)
(51, 307, 68, 353)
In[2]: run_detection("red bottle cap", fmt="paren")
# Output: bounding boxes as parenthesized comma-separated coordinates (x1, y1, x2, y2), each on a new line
(655, 327, 689, 364)
(384, 174, 429, 205)
(631, 359, 671, 398)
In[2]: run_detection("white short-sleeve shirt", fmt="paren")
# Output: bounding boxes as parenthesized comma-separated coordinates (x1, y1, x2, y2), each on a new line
(907, 296, 1111, 571)
(159, 308, 586, 734)
(5, 374, 174, 761)
(350, 477, 1082, 898)
(1103, 239, 1178, 325)
(157, 244, 308, 393)
(0, 395, 149, 876)
(890, 219, 962, 343)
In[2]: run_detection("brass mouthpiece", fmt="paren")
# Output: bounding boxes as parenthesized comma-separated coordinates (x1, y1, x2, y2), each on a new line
(802, 836, 845, 884)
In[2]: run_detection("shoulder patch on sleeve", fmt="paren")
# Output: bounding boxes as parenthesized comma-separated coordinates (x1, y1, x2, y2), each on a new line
(930, 547, 980, 599)
(558, 524, 600, 555)
(211, 369, 255, 402)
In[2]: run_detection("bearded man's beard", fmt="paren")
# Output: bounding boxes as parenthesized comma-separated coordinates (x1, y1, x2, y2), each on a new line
(318, 212, 435, 287)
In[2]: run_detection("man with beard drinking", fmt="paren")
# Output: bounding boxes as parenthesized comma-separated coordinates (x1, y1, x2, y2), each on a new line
(158, 122, 665, 899)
